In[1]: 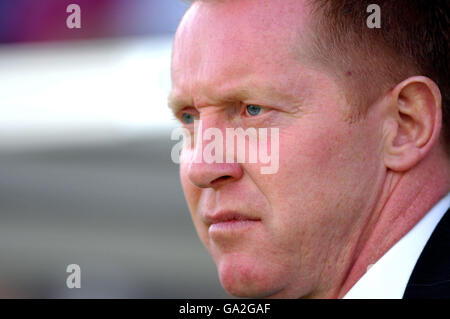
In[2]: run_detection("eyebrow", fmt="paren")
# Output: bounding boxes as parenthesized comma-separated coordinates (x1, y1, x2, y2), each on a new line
(167, 92, 191, 115)
(168, 80, 300, 114)
(168, 87, 252, 116)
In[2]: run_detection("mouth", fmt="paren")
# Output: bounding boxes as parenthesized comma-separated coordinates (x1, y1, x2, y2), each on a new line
(205, 211, 261, 234)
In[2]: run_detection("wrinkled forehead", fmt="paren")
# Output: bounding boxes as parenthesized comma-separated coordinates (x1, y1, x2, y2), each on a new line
(171, 0, 313, 81)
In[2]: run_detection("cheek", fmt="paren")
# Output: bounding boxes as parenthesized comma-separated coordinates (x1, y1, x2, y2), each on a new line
(278, 116, 375, 188)
(261, 119, 378, 245)
(273, 122, 347, 200)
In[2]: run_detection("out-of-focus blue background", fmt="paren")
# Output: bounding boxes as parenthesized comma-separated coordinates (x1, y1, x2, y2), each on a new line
(0, 0, 229, 298)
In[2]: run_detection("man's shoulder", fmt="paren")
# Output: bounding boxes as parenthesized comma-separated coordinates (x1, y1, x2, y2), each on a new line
(403, 208, 450, 298)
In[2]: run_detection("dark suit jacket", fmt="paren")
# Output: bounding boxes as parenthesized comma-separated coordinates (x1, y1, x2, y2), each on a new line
(403, 208, 450, 298)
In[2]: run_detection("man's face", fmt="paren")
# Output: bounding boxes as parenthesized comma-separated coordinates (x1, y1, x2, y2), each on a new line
(170, 0, 385, 298)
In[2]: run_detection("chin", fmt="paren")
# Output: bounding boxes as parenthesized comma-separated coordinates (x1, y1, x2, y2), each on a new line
(215, 252, 292, 298)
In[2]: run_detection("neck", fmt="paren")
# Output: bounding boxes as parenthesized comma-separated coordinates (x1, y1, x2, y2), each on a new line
(336, 146, 450, 298)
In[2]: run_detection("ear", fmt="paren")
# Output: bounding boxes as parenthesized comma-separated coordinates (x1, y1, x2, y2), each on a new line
(383, 76, 442, 172)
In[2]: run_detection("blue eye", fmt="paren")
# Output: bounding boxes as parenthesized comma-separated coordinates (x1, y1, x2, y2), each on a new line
(182, 113, 195, 124)
(246, 104, 262, 116)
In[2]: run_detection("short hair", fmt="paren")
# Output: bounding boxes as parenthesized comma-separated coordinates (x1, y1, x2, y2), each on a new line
(182, 0, 450, 153)
(307, 0, 449, 153)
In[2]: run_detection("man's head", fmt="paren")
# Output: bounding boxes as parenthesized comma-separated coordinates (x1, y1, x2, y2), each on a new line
(169, 0, 449, 298)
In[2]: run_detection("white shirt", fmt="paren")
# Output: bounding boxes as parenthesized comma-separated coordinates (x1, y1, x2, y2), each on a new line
(344, 192, 450, 299)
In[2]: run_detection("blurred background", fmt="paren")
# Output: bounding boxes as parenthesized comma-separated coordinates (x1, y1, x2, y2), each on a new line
(0, 0, 229, 298)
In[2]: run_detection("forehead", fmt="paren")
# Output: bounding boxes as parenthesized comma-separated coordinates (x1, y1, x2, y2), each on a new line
(170, 0, 314, 106)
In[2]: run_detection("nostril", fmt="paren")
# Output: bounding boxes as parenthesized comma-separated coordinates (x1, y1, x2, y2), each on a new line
(210, 175, 232, 187)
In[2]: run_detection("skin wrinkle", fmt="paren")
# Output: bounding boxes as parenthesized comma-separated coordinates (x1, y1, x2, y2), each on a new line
(310, 220, 340, 298)
(320, 174, 381, 297)
(340, 172, 395, 290)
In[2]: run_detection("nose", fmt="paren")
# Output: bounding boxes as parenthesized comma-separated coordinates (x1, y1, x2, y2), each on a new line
(187, 161, 243, 189)
(185, 117, 243, 189)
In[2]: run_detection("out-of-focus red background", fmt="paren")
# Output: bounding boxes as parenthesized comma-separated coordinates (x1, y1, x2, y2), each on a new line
(0, 0, 186, 44)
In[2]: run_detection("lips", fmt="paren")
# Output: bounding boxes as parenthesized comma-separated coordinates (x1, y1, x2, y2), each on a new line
(204, 211, 262, 235)
(204, 211, 261, 226)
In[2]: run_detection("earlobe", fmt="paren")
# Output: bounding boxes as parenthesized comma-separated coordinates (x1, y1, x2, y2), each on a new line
(383, 76, 442, 172)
